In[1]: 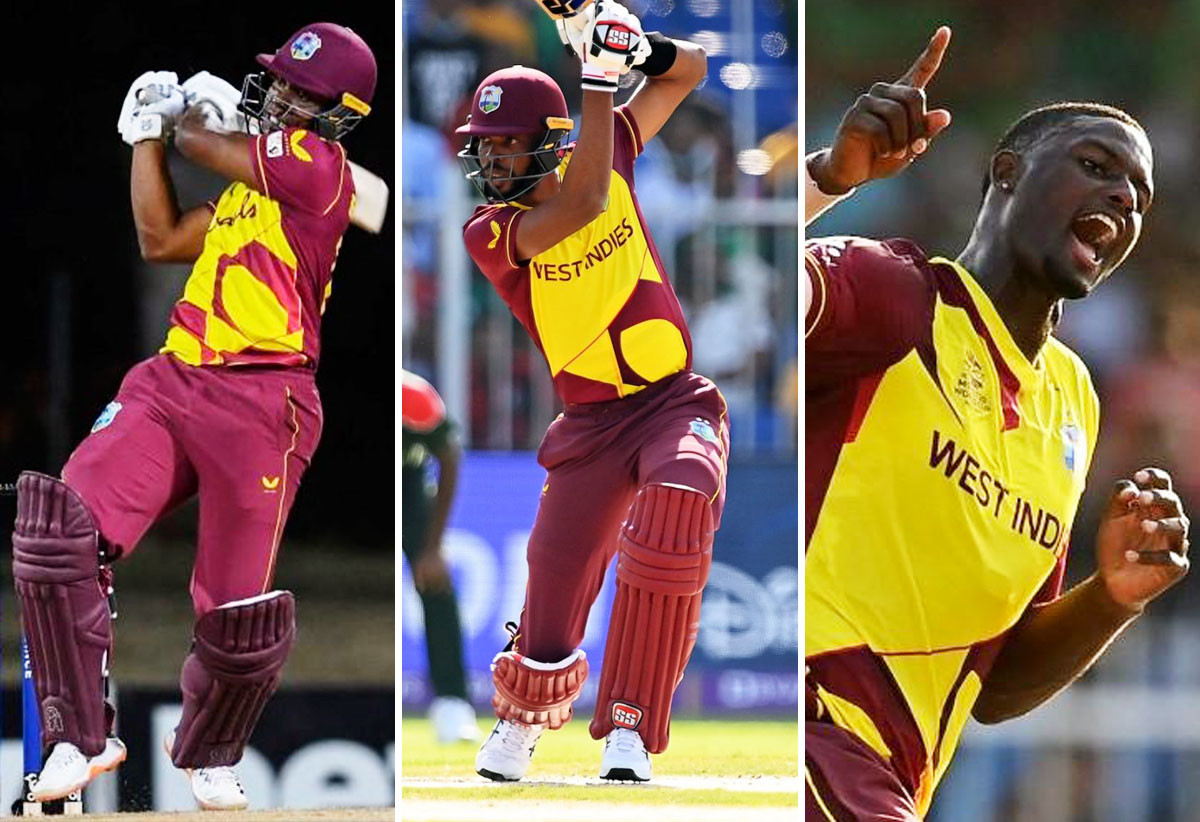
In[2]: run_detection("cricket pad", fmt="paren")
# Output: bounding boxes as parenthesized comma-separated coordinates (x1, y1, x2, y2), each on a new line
(589, 483, 714, 753)
(12, 472, 111, 757)
(492, 648, 588, 729)
(172, 591, 296, 768)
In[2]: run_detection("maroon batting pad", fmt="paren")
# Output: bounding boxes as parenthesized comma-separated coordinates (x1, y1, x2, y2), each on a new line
(589, 483, 714, 753)
(492, 649, 588, 729)
(171, 591, 296, 768)
(12, 472, 112, 757)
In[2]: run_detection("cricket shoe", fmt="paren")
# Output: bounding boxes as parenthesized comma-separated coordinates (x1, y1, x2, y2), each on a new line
(430, 696, 481, 743)
(31, 737, 128, 801)
(475, 719, 544, 781)
(599, 728, 652, 782)
(164, 732, 249, 811)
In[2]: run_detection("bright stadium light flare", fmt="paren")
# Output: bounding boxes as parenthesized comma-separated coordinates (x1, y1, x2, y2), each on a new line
(692, 30, 728, 57)
(646, 0, 676, 15)
(720, 62, 756, 90)
(762, 32, 788, 58)
(686, 0, 719, 17)
(736, 149, 773, 176)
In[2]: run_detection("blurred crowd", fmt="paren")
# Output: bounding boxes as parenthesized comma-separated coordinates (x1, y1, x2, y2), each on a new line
(809, 3, 1200, 818)
(403, 0, 799, 455)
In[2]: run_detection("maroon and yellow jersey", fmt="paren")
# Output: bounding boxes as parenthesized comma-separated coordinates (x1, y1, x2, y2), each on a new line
(161, 127, 354, 368)
(463, 105, 691, 404)
(804, 237, 1099, 813)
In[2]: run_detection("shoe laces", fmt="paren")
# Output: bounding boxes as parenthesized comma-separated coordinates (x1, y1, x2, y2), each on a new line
(196, 766, 243, 792)
(498, 721, 540, 754)
(609, 729, 645, 755)
(45, 743, 85, 770)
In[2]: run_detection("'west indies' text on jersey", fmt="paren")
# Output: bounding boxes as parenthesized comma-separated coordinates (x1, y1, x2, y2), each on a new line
(463, 105, 692, 404)
(805, 237, 1099, 815)
(162, 127, 354, 369)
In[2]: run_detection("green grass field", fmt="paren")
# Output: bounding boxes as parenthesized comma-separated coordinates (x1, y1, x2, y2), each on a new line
(401, 716, 798, 819)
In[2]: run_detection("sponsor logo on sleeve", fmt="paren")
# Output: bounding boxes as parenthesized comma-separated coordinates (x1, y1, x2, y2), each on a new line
(261, 475, 281, 492)
(290, 31, 322, 61)
(266, 130, 284, 158)
(611, 701, 643, 730)
(690, 418, 720, 446)
(90, 401, 123, 433)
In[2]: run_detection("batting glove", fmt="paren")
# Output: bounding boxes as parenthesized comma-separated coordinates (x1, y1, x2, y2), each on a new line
(580, 1, 646, 92)
(117, 70, 177, 140)
(181, 71, 246, 133)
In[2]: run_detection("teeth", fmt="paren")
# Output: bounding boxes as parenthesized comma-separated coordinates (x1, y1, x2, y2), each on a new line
(1080, 212, 1118, 233)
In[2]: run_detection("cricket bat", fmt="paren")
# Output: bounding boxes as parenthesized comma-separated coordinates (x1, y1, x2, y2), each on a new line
(348, 161, 389, 234)
(532, 0, 595, 20)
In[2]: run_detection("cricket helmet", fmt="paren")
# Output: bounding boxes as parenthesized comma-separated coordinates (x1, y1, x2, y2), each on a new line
(456, 66, 575, 203)
(241, 23, 377, 140)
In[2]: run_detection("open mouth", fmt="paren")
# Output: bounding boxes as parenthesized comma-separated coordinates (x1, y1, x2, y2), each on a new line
(1070, 212, 1121, 266)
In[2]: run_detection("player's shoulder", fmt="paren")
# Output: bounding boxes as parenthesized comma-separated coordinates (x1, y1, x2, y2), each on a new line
(261, 127, 344, 168)
(401, 371, 446, 433)
(463, 202, 520, 235)
(806, 235, 936, 292)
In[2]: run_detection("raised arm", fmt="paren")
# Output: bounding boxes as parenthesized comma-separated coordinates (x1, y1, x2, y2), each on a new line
(514, 88, 615, 261)
(624, 35, 707, 145)
(129, 140, 212, 264)
(174, 108, 258, 189)
(805, 26, 953, 313)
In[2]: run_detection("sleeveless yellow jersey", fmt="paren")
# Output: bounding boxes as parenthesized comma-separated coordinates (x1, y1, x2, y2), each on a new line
(805, 236, 1099, 814)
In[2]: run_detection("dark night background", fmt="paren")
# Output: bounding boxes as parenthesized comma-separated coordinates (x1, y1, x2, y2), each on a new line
(0, 2, 395, 547)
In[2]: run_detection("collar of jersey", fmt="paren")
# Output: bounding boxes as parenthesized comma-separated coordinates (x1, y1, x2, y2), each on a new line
(930, 256, 1043, 387)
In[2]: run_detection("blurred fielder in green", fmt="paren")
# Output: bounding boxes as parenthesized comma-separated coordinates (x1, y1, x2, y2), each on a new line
(402, 369, 479, 743)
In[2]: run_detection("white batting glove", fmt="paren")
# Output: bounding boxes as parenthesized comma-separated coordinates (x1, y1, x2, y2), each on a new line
(117, 70, 177, 138)
(556, 4, 592, 56)
(181, 71, 246, 133)
(580, 1, 646, 90)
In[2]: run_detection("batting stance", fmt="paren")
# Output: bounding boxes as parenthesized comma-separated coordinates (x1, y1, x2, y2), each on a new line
(11, 23, 375, 810)
(458, 0, 720, 783)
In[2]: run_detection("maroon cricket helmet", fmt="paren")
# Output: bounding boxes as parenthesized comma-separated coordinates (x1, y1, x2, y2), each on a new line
(456, 66, 575, 203)
(257, 22, 377, 106)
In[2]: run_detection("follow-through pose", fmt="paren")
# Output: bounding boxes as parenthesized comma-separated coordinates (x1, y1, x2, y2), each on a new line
(13, 23, 375, 810)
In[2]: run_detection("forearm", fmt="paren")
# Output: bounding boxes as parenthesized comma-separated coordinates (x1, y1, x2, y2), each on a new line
(130, 141, 185, 262)
(974, 574, 1140, 724)
(805, 150, 854, 226)
(175, 111, 257, 188)
(557, 89, 615, 218)
(640, 36, 706, 89)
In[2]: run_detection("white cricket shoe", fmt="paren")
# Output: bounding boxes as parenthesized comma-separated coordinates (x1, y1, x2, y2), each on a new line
(475, 719, 544, 781)
(599, 728, 652, 782)
(430, 696, 481, 743)
(164, 733, 249, 811)
(31, 737, 128, 801)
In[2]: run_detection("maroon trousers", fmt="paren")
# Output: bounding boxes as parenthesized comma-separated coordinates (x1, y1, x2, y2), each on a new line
(62, 355, 322, 614)
(515, 370, 729, 663)
(806, 721, 922, 821)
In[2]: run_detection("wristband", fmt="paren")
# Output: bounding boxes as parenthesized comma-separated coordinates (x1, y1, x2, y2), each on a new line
(581, 64, 618, 93)
(804, 150, 853, 225)
(639, 32, 677, 76)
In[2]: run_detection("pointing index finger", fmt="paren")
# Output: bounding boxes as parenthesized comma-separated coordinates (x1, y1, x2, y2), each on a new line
(898, 25, 951, 90)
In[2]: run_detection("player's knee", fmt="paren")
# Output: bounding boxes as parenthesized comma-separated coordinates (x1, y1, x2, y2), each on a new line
(618, 483, 714, 595)
(12, 471, 102, 582)
(642, 454, 721, 506)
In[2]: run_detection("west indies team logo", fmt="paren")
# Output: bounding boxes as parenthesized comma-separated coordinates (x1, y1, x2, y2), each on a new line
(1061, 423, 1085, 474)
(479, 85, 503, 114)
(290, 31, 322, 61)
(90, 401, 123, 434)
